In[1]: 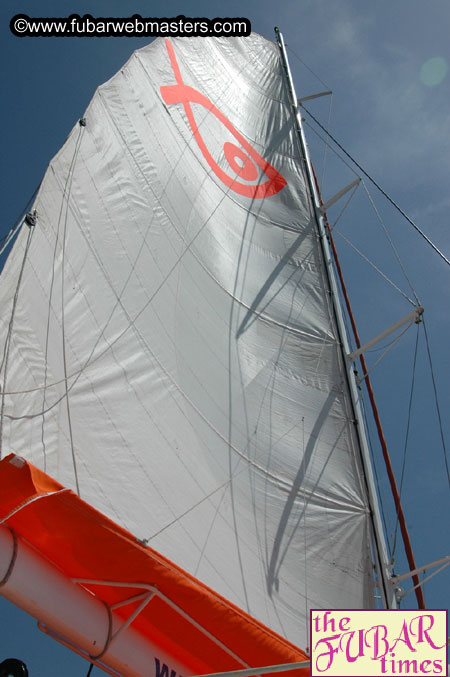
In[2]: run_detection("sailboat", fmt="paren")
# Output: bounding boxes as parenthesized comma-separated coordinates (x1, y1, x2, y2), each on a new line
(0, 28, 447, 676)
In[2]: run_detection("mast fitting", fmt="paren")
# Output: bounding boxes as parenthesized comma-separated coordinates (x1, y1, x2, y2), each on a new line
(320, 178, 361, 213)
(348, 306, 424, 362)
(297, 91, 332, 104)
(390, 555, 450, 601)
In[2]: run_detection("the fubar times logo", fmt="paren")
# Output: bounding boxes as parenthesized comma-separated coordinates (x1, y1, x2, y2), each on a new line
(310, 610, 448, 676)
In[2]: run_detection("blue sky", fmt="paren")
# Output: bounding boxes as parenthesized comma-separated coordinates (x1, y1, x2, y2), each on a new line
(1, 0, 449, 674)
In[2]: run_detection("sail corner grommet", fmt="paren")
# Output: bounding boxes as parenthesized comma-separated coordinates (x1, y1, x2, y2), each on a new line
(24, 210, 37, 227)
(136, 536, 149, 546)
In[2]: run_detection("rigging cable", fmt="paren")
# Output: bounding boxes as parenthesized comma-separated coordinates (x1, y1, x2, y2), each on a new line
(277, 28, 395, 608)
(422, 318, 450, 489)
(303, 102, 445, 604)
(327, 179, 359, 232)
(329, 219, 425, 607)
(285, 40, 444, 606)
(307, 162, 426, 609)
(302, 119, 418, 306)
(285, 45, 335, 203)
(333, 227, 416, 306)
(301, 104, 450, 267)
(327, 218, 425, 608)
(391, 323, 420, 561)
(286, 44, 331, 90)
(360, 180, 420, 305)
(274, 43, 424, 300)
(318, 93, 333, 192)
(303, 118, 359, 178)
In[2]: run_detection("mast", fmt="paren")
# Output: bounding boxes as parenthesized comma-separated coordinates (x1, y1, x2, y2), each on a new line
(274, 27, 397, 609)
(320, 214, 426, 610)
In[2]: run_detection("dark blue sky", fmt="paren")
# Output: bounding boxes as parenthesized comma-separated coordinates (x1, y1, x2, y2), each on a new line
(1, 1, 449, 674)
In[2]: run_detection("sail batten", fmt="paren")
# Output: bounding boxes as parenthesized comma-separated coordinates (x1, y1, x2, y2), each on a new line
(0, 33, 380, 656)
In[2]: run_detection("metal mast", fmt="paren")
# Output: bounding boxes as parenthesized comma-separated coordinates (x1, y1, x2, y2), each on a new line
(274, 27, 397, 610)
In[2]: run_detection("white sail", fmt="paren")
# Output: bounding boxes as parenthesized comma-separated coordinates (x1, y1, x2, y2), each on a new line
(0, 34, 375, 650)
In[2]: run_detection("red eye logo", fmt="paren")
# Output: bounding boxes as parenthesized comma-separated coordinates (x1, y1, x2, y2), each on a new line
(160, 39, 287, 199)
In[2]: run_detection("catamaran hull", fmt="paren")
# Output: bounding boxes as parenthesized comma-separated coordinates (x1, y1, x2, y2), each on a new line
(0, 524, 190, 677)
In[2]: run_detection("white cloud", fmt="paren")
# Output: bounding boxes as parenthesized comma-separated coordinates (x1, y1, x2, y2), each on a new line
(278, 2, 450, 197)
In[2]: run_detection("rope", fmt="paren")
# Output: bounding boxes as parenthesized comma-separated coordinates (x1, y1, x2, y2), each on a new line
(301, 104, 450, 267)
(39, 121, 85, 492)
(145, 475, 240, 543)
(0, 225, 35, 457)
(60, 123, 85, 496)
(0, 488, 71, 526)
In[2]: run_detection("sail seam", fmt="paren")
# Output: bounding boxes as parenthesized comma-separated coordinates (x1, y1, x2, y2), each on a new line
(0, 225, 35, 458)
(60, 123, 85, 497)
(0, 126, 332, 398)
(22, 133, 194, 527)
(68, 71, 323, 578)
(0, 41, 324, 406)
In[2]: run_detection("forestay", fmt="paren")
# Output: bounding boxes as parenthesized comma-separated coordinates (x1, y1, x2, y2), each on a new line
(0, 33, 373, 649)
